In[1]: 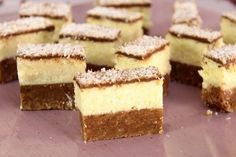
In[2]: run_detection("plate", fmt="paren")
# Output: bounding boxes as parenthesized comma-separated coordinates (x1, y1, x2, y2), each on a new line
(1, 1, 236, 157)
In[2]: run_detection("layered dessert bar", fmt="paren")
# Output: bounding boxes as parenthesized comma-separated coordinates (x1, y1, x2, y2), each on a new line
(19, 1, 72, 41)
(59, 23, 121, 70)
(199, 45, 236, 112)
(17, 44, 86, 110)
(74, 66, 163, 142)
(115, 35, 171, 95)
(221, 12, 236, 44)
(0, 17, 54, 83)
(166, 24, 223, 87)
(172, 1, 202, 27)
(96, 0, 151, 34)
(86, 7, 143, 43)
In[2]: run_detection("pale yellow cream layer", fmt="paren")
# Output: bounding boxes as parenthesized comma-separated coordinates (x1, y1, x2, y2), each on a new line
(166, 34, 223, 67)
(0, 31, 54, 62)
(74, 79, 163, 116)
(17, 58, 86, 85)
(220, 18, 236, 44)
(115, 46, 171, 75)
(87, 17, 143, 43)
(60, 38, 121, 67)
(199, 58, 236, 90)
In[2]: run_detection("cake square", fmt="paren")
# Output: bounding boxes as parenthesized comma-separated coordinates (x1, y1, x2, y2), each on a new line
(17, 44, 86, 110)
(96, 0, 151, 34)
(0, 17, 55, 84)
(86, 7, 143, 43)
(115, 35, 170, 95)
(59, 23, 121, 70)
(221, 12, 236, 44)
(74, 66, 163, 142)
(199, 45, 236, 112)
(166, 24, 223, 87)
(172, 0, 202, 27)
(19, 1, 72, 41)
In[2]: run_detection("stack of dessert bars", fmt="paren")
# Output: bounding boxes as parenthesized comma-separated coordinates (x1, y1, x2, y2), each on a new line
(1, 0, 236, 143)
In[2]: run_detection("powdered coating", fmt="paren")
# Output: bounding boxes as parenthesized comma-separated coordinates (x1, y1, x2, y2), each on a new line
(97, 0, 151, 6)
(59, 23, 120, 41)
(117, 35, 168, 59)
(17, 43, 85, 60)
(74, 66, 162, 88)
(172, 1, 201, 26)
(222, 12, 236, 23)
(19, 1, 71, 20)
(169, 24, 221, 43)
(0, 17, 54, 38)
(205, 45, 236, 65)
(87, 7, 142, 22)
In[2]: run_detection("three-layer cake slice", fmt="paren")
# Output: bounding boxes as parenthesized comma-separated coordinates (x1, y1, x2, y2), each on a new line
(166, 24, 223, 87)
(17, 43, 86, 110)
(172, 0, 202, 27)
(199, 45, 236, 112)
(0, 17, 54, 83)
(19, 1, 72, 41)
(86, 7, 143, 43)
(74, 66, 163, 142)
(96, 0, 151, 34)
(59, 23, 121, 70)
(115, 35, 171, 95)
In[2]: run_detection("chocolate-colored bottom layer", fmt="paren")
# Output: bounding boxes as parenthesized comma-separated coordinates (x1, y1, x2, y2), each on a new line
(163, 74, 170, 96)
(170, 61, 202, 87)
(143, 27, 150, 35)
(202, 86, 236, 112)
(86, 63, 112, 71)
(0, 58, 17, 84)
(80, 108, 163, 142)
(20, 83, 74, 110)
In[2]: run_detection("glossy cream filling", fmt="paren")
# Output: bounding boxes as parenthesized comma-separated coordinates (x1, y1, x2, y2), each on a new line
(115, 46, 171, 75)
(220, 18, 236, 44)
(87, 17, 143, 43)
(199, 58, 236, 90)
(74, 80, 163, 116)
(60, 38, 121, 67)
(17, 58, 86, 85)
(166, 34, 223, 67)
(0, 31, 54, 62)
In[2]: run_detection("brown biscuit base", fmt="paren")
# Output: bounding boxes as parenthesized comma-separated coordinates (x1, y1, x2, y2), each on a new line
(86, 63, 112, 71)
(79, 108, 163, 142)
(143, 27, 149, 35)
(20, 83, 74, 110)
(0, 58, 17, 84)
(163, 74, 170, 96)
(202, 86, 236, 112)
(170, 61, 202, 87)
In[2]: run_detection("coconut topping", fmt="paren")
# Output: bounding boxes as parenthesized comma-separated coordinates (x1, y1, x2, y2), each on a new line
(87, 7, 142, 23)
(17, 43, 85, 60)
(0, 17, 54, 38)
(117, 35, 168, 59)
(74, 66, 162, 88)
(19, 1, 71, 20)
(169, 24, 221, 43)
(59, 23, 120, 41)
